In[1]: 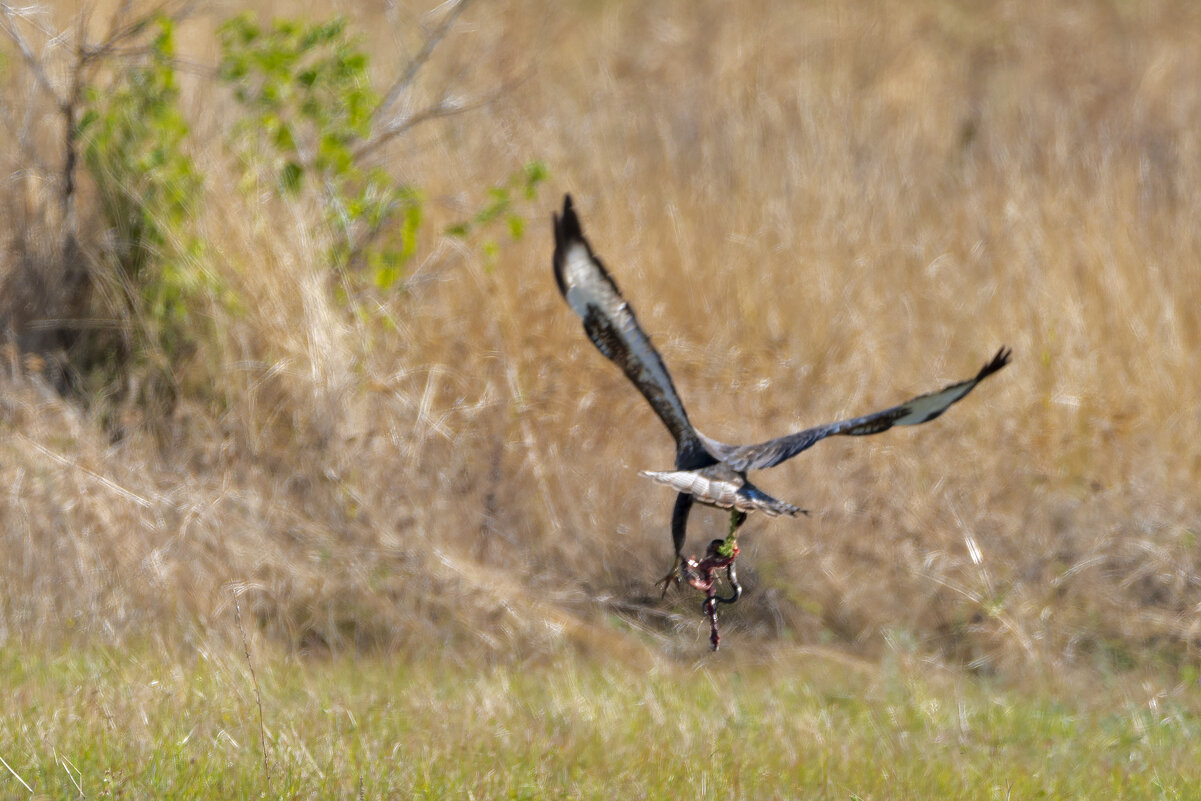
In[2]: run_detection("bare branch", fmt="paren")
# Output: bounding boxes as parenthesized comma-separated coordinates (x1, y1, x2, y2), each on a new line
(0, 3, 67, 106)
(77, 0, 197, 70)
(357, 67, 530, 162)
(374, 0, 476, 123)
(103, 0, 196, 48)
(357, 98, 473, 161)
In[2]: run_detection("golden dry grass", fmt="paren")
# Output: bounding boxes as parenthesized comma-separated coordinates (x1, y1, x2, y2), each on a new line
(2, 0, 1200, 675)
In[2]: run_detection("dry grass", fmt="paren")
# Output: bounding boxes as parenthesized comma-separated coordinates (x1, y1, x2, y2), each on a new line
(2, 0, 1200, 675)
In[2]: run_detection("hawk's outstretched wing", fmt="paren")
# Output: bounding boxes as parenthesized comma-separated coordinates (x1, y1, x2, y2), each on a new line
(553, 195, 710, 466)
(710, 347, 1012, 472)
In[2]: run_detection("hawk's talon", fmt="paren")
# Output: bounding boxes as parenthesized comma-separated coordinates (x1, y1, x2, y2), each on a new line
(657, 556, 684, 598)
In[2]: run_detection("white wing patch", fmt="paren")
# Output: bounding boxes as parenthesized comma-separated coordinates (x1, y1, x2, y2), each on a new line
(556, 233, 702, 456)
(713, 347, 1012, 471)
(889, 381, 974, 426)
(561, 242, 690, 427)
(559, 239, 612, 318)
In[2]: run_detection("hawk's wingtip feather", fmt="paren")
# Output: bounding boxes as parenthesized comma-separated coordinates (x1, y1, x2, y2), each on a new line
(978, 345, 1013, 381)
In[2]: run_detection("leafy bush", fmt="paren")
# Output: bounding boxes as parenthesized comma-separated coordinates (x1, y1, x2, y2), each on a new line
(218, 15, 422, 291)
(218, 14, 547, 292)
(6, 6, 545, 417)
(75, 16, 213, 408)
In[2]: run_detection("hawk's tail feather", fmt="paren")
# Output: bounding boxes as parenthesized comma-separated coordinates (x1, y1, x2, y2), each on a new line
(639, 469, 804, 517)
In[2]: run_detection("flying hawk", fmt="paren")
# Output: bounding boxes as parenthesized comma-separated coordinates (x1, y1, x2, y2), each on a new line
(553, 194, 1009, 618)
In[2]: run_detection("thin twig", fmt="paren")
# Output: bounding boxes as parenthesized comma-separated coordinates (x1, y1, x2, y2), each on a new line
(375, 0, 476, 122)
(356, 97, 479, 161)
(356, 67, 530, 162)
(233, 592, 272, 790)
(0, 4, 66, 106)
(91, 0, 197, 61)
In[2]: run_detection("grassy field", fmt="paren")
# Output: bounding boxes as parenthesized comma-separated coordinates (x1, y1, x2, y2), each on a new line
(3, 0, 1201, 795)
(5, 642, 1201, 799)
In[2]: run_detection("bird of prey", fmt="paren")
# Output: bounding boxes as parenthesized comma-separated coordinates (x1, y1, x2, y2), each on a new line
(552, 194, 1010, 619)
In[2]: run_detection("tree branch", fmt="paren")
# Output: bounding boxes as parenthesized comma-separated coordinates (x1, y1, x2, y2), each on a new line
(0, 3, 67, 107)
(374, 0, 476, 124)
(356, 66, 530, 163)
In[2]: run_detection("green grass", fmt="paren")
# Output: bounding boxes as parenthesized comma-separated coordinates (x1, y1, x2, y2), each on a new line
(3, 643, 1198, 799)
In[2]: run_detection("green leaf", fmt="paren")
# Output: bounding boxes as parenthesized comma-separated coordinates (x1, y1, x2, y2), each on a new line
(522, 160, 549, 197)
(506, 214, 524, 240)
(280, 161, 303, 194)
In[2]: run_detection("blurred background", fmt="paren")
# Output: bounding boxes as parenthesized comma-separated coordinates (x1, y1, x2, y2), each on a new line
(2, 0, 1199, 675)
